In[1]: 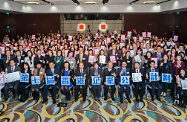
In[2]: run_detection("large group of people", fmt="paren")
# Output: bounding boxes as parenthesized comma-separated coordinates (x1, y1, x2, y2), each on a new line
(0, 32, 187, 108)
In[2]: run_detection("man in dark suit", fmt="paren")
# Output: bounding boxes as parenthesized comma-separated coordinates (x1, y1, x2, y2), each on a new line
(4, 59, 21, 101)
(118, 61, 131, 103)
(14, 50, 25, 69)
(125, 36, 134, 45)
(74, 62, 88, 102)
(34, 49, 45, 68)
(90, 62, 102, 101)
(146, 60, 161, 101)
(43, 61, 60, 104)
(2, 50, 14, 69)
(75, 46, 88, 68)
(18, 45, 26, 57)
(103, 62, 116, 101)
(0, 48, 5, 69)
(107, 44, 120, 67)
(131, 62, 146, 102)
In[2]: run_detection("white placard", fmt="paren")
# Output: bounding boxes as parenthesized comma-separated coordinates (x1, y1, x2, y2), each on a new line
(88, 55, 95, 63)
(92, 76, 101, 85)
(173, 35, 178, 42)
(121, 35, 126, 41)
(31, 76, 40, 85)
(45, 76, 55, 85)
(110, 55, 117, 63)
(76, 76, 85, 85)
(132, 73, 142, 82)
(20, 73, 29, 83)
(120, 76, 130, 85)
(142, 32, 147, 37)
(12, 72, 20, 81)
(120, 42, 125, 48)
(147, 32, 151, 37)
(149, 72, 159, 81)
(107, 38, 111, 43)
(99, 55, 106, 64)
(127, 31, 132, 37)
(68, 36, 73, 41)
(61, 76, 70, 85)
(106, 76, 115, 85)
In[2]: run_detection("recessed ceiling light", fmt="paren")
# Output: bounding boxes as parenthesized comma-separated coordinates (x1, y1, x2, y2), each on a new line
(85, 1, 97, 4)
(27, 2, 40, 4)
(143, 1, 155, 4)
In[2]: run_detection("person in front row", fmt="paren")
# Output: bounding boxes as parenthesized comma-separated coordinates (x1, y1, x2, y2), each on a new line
(131, 62, 146, 102)
(90, 62, 102, 101)
(176, 69, 187, 108)
(32, 62, 45, 101)
(61, 61, 74, 101)
(4, 59, 21, 101)
(146, 61, 161, 101)
(43, 61, 60, 104)
(74, 62, 88, 102)
(118, 61, 131, 103)
(103, 62, 116, 101)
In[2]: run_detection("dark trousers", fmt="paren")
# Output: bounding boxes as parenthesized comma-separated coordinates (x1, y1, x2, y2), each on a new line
(43, 84, 57, 100)
(92, 85, 101, 99)
(74, 85, 87, 101)
(150, 82, 162, 99)
(4, 81, 19, 99)
(18, 83, 29, 96)
(177, 87, 187, 105)
(104, 85, 116, 99)
(133, 82, 145, 100)
(61, 86, 71, 101)
(120, 85, 130, 100)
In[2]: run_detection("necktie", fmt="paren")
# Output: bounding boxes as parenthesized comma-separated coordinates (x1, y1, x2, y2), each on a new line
(95, 69, 98, 76)
(136, 69, 138, 73)
(51, 69, 54, 75)
(37, 68, 40, 76)
(151, 68, 155, 72)
(80, 54, 82, 62)
(11, 67, 14, 72)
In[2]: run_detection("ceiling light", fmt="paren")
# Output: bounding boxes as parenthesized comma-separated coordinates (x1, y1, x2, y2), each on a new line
(143, 1, 155, 4)
(85, 1, 96, 4)
(27, 2, 40, 4)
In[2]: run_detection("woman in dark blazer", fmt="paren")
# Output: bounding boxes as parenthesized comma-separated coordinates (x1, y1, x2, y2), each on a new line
(122, 51, 133, 69)
(18, 63, 31, 102)
(61, 61, 74, 101)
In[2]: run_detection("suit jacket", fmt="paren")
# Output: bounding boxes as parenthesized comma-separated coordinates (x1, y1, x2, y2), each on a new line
(90, 68, 103, 77)
(34, 55, 45, 68)
(118, 67, 131, 76)
(107, 50, 120, 60)
(3, 55, 14, 68)
(75, 53, 88, 68)
(125, 39, 134, 45)
(46, 68, 60, 82)
(103, 68, 116, 83)
(75, 68, 88, 86)
(33, 67, 45, 83)
(14, 56, 25, 68)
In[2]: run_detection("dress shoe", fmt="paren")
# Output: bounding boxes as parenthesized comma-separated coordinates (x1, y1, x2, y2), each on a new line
(104, 97, 107, 101)
(111, 97, 115, 101)
(53, 100, 56, 104)
(151, 98, 154, 102)
(136, 98, 139, 102)
(97, 98, 100, 102)
(42, 99, 48, 104)
(127, 98, 131, 103)
(157, 98, 161, 101)
(83, 98, 86, 102)
(120, 99, 123, 103)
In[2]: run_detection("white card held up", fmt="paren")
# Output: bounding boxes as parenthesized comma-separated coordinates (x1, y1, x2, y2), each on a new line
(121, 35, 125, 41)
(99, 55, 106, 64)
(110, 55, 117, 63)
(12, 71, 21, 81)
(31, 76, 40, 85)
(127, 31, 132, 37)
(132, 73, 142, 82)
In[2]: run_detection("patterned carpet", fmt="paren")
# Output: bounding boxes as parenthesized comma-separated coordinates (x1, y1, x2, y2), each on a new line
(0, 92, 187, 122)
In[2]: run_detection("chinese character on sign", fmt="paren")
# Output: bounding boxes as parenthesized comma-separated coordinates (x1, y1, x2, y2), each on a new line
(149, 72, 159, 81)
